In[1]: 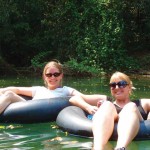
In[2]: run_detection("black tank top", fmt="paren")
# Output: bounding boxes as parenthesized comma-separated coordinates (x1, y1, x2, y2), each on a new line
(114, 100, 148, 120)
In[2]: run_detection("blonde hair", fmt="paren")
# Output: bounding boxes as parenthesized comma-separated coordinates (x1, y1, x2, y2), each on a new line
(110, 71, 135, 94)
(42, 59, 63, 87)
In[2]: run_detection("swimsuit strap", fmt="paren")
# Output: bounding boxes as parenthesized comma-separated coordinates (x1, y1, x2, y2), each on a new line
(133, 99, 148, 120)
(114, 100, 148, 120)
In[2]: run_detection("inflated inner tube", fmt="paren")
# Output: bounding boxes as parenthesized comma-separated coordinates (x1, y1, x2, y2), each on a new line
(56, 106, 150, 140)
(0, 96, 71, 123)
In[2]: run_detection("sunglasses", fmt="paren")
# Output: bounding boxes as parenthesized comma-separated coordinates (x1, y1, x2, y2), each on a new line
(45, 72, 61, 77)
(109, 80, 128, 90)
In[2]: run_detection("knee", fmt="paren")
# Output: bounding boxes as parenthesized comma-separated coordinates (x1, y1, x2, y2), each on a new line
(3, 91, 16, 98)
(120, 102, 138, 116)
(93, 101, 117, 120)
(95, 101, 115, 115)
(124, 102, 137, 112)
(101, 101, 115, 110)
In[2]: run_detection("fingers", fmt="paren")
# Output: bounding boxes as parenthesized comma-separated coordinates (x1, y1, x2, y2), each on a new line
(97, 100, 105, 107)
(89, 106, 98, 115)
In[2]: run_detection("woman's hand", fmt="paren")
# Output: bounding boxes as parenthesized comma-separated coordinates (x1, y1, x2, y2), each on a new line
(87, 100, 107, 114)
(87, 105, 99, 115)
(97, 100, 105, 107)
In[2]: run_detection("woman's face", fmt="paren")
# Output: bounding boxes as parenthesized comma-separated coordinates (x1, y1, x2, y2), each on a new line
(44, 66, 63, 90)
(110, 77, 131, 101)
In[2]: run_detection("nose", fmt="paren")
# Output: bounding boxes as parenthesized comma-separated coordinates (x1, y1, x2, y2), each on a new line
(115, 85, 119, 89)
(51, 75, 56, 78)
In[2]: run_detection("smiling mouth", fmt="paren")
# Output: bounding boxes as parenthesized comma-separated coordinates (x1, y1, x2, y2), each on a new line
(115, 91, 122, 95)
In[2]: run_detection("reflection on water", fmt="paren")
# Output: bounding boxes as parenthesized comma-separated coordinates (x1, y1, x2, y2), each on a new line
(0, 76, 149, 149)
(0, 123, 90, 150)
(0, 122, 150, 150)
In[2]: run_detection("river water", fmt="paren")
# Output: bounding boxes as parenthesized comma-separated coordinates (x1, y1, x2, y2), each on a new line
(0, 75, 149, 150)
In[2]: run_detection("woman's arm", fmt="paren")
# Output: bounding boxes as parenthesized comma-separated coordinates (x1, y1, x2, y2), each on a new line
(70, 89, 109, 114)
(71, 89, 107, 105)
(0, 87, 33, 97)
(69, 95, 99, 114)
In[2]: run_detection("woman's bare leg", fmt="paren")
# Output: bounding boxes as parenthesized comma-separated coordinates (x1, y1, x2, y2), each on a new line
(0, 91, 26, 113)
(92, 101, 118, 150)
(115, 102, 143, 149)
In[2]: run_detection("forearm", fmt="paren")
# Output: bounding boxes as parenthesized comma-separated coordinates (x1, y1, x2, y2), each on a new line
(69, 95, 98, 114)
(70, 95, 91, 109)
(80, 94, 108, 105)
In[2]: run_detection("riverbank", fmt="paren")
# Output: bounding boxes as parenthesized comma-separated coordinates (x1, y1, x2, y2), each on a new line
(1, 66, 150, 78)
(0, 66, 150, 78)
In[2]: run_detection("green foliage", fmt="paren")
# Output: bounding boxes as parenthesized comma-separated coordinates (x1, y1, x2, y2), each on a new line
(0, 0, 48, 66)
(139, 55, 150, 71)
(0, 0, 150, 75)
(123, 0, 150, 52)
(31, 51, 52, 69)
(61, 0, 141, 73)
(64, 59, 102, 77)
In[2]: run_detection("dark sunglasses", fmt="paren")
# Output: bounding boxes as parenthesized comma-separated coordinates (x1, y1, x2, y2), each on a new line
(109, 80, 128, 90)
(45, 72, 61, 77)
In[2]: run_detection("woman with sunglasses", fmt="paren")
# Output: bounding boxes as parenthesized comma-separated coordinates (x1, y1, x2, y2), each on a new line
(0, 60, 107, 114)
(92, 71, 150, 150)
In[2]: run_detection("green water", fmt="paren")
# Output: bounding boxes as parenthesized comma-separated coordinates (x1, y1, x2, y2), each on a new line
(0, 76, 149, 150)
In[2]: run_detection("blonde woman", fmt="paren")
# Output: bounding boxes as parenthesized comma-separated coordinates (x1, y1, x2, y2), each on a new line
(0, 60, 107, 114)
(92, 71, 150, 150)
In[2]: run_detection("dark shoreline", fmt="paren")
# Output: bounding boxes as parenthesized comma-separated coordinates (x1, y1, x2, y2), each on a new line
(0, 66, 150, 78)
